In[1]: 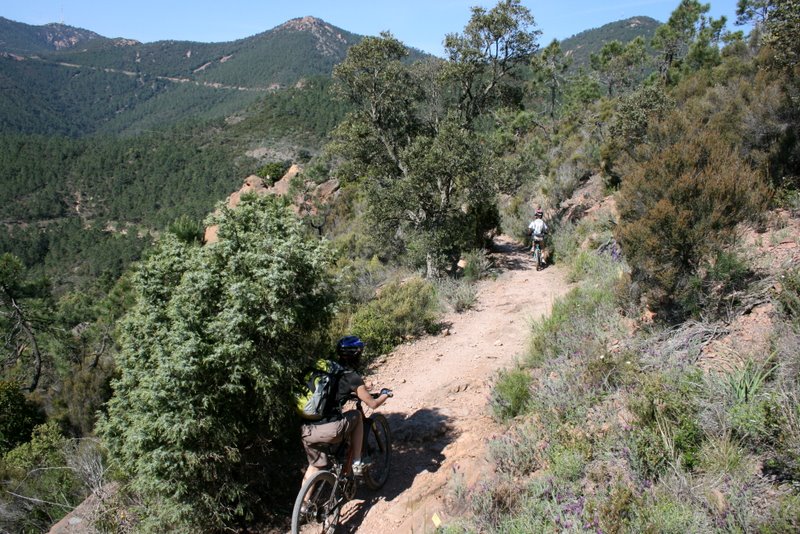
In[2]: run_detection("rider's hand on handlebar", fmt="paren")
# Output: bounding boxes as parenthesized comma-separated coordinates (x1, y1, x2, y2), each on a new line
(380, 388, 394, 398)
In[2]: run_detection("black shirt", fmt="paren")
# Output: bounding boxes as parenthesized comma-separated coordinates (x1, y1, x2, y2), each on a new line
(335, 370, 364, 406)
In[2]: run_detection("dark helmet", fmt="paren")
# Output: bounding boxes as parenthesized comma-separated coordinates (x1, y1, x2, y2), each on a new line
(336, 335, 364, 367)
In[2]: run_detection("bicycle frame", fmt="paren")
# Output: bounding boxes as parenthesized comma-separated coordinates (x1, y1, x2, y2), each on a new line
(532, 239, 544, 269)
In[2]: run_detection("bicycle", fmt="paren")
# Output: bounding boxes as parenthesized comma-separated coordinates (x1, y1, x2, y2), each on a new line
(291, 391, 393, 534)
(532, 236, 545, 271)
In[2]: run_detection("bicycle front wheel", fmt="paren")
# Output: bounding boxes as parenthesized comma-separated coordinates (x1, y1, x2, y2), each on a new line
(291, 470, 341, 534)
(363, 414, 391, 490)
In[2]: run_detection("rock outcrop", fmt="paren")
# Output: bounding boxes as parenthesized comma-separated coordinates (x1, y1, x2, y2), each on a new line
(203, 165, 339, 244)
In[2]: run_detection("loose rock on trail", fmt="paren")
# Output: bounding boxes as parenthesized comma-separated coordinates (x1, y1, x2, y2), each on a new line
(342, 235, 572, 533)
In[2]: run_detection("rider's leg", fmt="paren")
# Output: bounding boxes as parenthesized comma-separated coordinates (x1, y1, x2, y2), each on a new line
(350, 412, 364, 463)
(300, 415, 356, 483)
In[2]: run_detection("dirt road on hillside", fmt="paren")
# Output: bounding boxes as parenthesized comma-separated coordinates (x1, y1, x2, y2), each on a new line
(341, 236, 572, 533)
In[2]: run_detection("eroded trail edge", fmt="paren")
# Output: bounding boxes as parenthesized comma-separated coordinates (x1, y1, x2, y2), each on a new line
(347, 236, 572, 533)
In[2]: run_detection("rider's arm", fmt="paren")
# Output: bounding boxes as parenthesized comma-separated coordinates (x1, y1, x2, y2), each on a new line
(356, 384, 389, 410)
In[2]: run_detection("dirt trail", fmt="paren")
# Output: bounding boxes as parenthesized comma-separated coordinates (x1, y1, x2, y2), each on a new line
(340, 236, 572, 533)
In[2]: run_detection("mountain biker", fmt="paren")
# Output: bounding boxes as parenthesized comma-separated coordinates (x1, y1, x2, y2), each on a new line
(299, 336, 391, 486)
(528, 207, 548, 264)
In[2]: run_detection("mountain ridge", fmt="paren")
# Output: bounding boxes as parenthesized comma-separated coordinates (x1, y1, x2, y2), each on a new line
(0, 16, 106, 53)
(0, 15, 365, 136)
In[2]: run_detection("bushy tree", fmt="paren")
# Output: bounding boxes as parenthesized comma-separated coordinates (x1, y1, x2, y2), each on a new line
(652, 0, 714, 83)
(443, 0, 540, 125)
(736, 0, 775, 26)
(530, 39, 572, 118)
(763, 0, 800, 70)
(590, 37, 648, 97)
(256, 160, 291, 183)
(616, 126, 769, 319)
(332, 0, 539, 277)
(98, 194, 337, 531)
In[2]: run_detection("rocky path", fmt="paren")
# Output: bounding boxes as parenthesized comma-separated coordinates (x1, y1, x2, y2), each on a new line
(342, 236, 572, 533)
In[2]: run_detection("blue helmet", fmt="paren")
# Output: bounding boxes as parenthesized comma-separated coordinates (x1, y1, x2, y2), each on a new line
(336, 335, 364, 366)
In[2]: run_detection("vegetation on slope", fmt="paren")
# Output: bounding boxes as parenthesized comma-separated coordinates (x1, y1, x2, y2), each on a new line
(458, 1, 800, 532)
(1, 0, 799, 531)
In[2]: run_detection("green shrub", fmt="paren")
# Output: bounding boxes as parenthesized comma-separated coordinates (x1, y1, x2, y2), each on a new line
(549, 220, 579, 265)
(680, 251, 752, 318)
(594, 481, 639, 534)
(167, 214, 205, 245)
(631, 493, 712, 533)
(350, 278, 439, 356)
(761, 493, 800, 533)
(461, 248, 494, 282)
(629, 371, 705, 479)
(489, 421, 545, 476)
(1, 421, 86, 533)
(568, 249, 603, 283)
(616, 126, 769, 321)
(336, 255, 392, 305)
(255, 160, 291, 183)
(529, 282, 618, 365)
(491, 369, 532, 421)
(0, 380, 44, 454)
(98, 195, 337, 532)
(436, 277, 478, 313)
(777, 268, 800, 323)
(548, 445, 587, 482)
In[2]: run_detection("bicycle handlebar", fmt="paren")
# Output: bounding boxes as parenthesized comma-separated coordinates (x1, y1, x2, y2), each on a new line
(345, 389, 394, 403)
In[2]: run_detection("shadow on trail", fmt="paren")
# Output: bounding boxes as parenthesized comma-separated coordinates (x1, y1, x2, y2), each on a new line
(490, 238, 533, 272)
(338, 408, 455, 532)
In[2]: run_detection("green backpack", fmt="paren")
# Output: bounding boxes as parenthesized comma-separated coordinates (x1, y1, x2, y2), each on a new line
(295, 359, 344, 421)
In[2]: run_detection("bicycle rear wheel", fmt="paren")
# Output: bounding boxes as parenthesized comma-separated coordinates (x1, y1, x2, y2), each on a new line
(363, 414, 391, 490)
(291, 471, 341, 534)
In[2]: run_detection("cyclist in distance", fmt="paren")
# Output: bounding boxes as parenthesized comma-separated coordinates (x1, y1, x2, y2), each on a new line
(299, 336, 391, 486)
(528, 207, 548, 265)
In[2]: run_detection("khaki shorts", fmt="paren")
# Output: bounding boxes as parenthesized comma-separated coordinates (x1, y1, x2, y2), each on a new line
(301, 411, 360, 468)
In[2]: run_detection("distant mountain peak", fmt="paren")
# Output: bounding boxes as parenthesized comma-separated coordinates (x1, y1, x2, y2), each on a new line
(39, 22, 103, 50)
(624, 16, 660, 29)
(278, 16, 327, 31)
(275, 16, 351, 57)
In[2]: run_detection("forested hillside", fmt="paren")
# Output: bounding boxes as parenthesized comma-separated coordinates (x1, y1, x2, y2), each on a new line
(0, 77, 350, 293)
(1, 0, 799, 532)
(559, 16, 661, 71)
(0, 16, 363, 137)
(0, 16, 103, 54)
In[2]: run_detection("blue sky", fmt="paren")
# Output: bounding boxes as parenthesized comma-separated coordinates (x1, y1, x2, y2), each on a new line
(4, 0, 744, 57)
